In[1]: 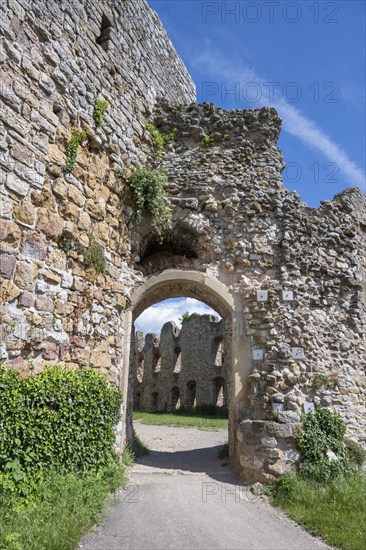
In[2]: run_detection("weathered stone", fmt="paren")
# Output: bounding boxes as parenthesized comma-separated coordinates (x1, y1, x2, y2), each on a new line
(0, 220, 21, 249)
(6, 173, 30, 197)
(18, 291, 35, 308)
(0, 254, 17, 278)
(1, 280, 21, 302)
(14, 262, 38, 291)
(277, 411, 301, 424)
(36, 208, 64, 240)
(35, 295, 54, 312)
(90, 351, 111, 369)
(67, 185, 85, 207)
(14, 201, 36, 226)
(42, 270, 61, 285)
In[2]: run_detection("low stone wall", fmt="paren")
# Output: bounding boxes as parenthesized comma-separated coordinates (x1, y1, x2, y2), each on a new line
(237, 415, 301, 483)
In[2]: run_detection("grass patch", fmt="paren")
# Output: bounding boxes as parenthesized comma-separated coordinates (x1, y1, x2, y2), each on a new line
(271, 472, 366, 550)
(133, 410, 228, 430)
(0, 462, 125, 550)
(122, 430, 149, 468)
(131, 430, 150, 458)
(218, 442, 229, 460)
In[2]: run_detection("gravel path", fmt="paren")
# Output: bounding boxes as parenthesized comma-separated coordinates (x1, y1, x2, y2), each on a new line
(80, 422, 332, 550)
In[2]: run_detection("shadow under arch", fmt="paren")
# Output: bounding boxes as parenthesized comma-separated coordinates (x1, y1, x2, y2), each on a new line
(121, 269, 251, 474)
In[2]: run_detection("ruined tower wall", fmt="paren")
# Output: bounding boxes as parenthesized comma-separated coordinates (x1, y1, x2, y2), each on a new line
(133, 314, 227, 412)
(0, 0, 195, 384)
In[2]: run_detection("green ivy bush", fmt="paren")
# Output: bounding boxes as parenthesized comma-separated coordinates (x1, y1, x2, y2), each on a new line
(63, 128, 87, 174)
(296, 408, 352, 482)
(0, 365, 122, 480)
(345, 439, 366, 467)
(129, 166, 171, 240)
(146, 121, 176, 157)
(93, 97, 109, 127)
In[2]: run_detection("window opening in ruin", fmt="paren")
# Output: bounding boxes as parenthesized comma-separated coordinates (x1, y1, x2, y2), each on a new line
(213, 377, 225, 408)
(151, 392, 159, 411)
(134, 392, 141, 410)
(136, 355, 144, 383)
(152, 353, 161, 372)
(186, 381, 196, 409)
(173, 346, 181, 373)
(171, 386, 180, 410)
(96, 14, 114, 52)
(212, 336, 224, 367)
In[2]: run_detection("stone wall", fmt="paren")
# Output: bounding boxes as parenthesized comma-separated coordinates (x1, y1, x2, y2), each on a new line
(132, 313, 227, 412)
(0, 0, 195, 392)
(1, 0, 365, 479)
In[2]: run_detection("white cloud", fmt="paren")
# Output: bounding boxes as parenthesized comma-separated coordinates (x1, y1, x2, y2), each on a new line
(193, 50, 365, 191)
(135, 298, 220, 336)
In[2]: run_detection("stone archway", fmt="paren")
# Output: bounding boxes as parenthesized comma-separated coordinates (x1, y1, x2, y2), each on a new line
(121, 269, 251, 472)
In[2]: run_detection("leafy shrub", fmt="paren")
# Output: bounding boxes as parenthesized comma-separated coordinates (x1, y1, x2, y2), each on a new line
(201, 134, 215, 148)
(146, 121, 176, 157)
(58, 233, 77, 254)
(346, 439, 366, 467)
(296, 408, 351, 482)
(93, 97, 109, 127)
(0, 365, 122, 479)
(63, 128, 87, 174)
(311, 373, 338, 391)
(83, 235, 106, 274)
(129, 166, 171, 240)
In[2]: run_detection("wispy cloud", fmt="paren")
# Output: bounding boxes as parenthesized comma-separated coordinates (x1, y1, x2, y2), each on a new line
(193, 50, 365, 190)
(135, 298, 219, 336)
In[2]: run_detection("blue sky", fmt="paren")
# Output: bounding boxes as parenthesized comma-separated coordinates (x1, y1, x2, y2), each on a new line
(149, 0, 365, 205)
(139, 0, 365, 334)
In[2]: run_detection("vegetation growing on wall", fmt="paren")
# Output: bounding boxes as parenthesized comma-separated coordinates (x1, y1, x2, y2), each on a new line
(58, 233, 77, 254)
(63, 128, 87, 174)
(296, 408, 350, 482)
(128, 166, 171, 240)
(201, 134, 215, 148)
(83, 235, 106, 274)
(93, 97, 109, 127)
(311, 373, 338, 391)
(146, 121, 176, 157)
(179, 311, 191, 322)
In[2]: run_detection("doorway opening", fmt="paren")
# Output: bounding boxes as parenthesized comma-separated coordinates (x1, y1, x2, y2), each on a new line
(121, 269, 250, 474)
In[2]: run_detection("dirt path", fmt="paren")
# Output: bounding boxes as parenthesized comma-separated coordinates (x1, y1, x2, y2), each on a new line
(80, 422, 332, 550)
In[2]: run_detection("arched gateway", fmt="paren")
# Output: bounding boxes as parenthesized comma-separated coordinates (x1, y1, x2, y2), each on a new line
(121, 269, 250, 472)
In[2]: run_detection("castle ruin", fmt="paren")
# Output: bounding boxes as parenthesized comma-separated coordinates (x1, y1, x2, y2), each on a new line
(132, 314, 227, 413)
(0, 0, 365, 482)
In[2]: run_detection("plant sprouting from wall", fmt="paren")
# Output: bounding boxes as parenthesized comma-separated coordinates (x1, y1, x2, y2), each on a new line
(93, 97, 109, 127)
(201, 134, 215, 148)
(128, 167, 171, 241)
(63, 128, 87, 174)
(311, 373, 339, 392)
(179, 311, 191, 323)
(83, 235, 106, 274)
(146, 121, 176, 157)
(58, 233, 77, 254)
